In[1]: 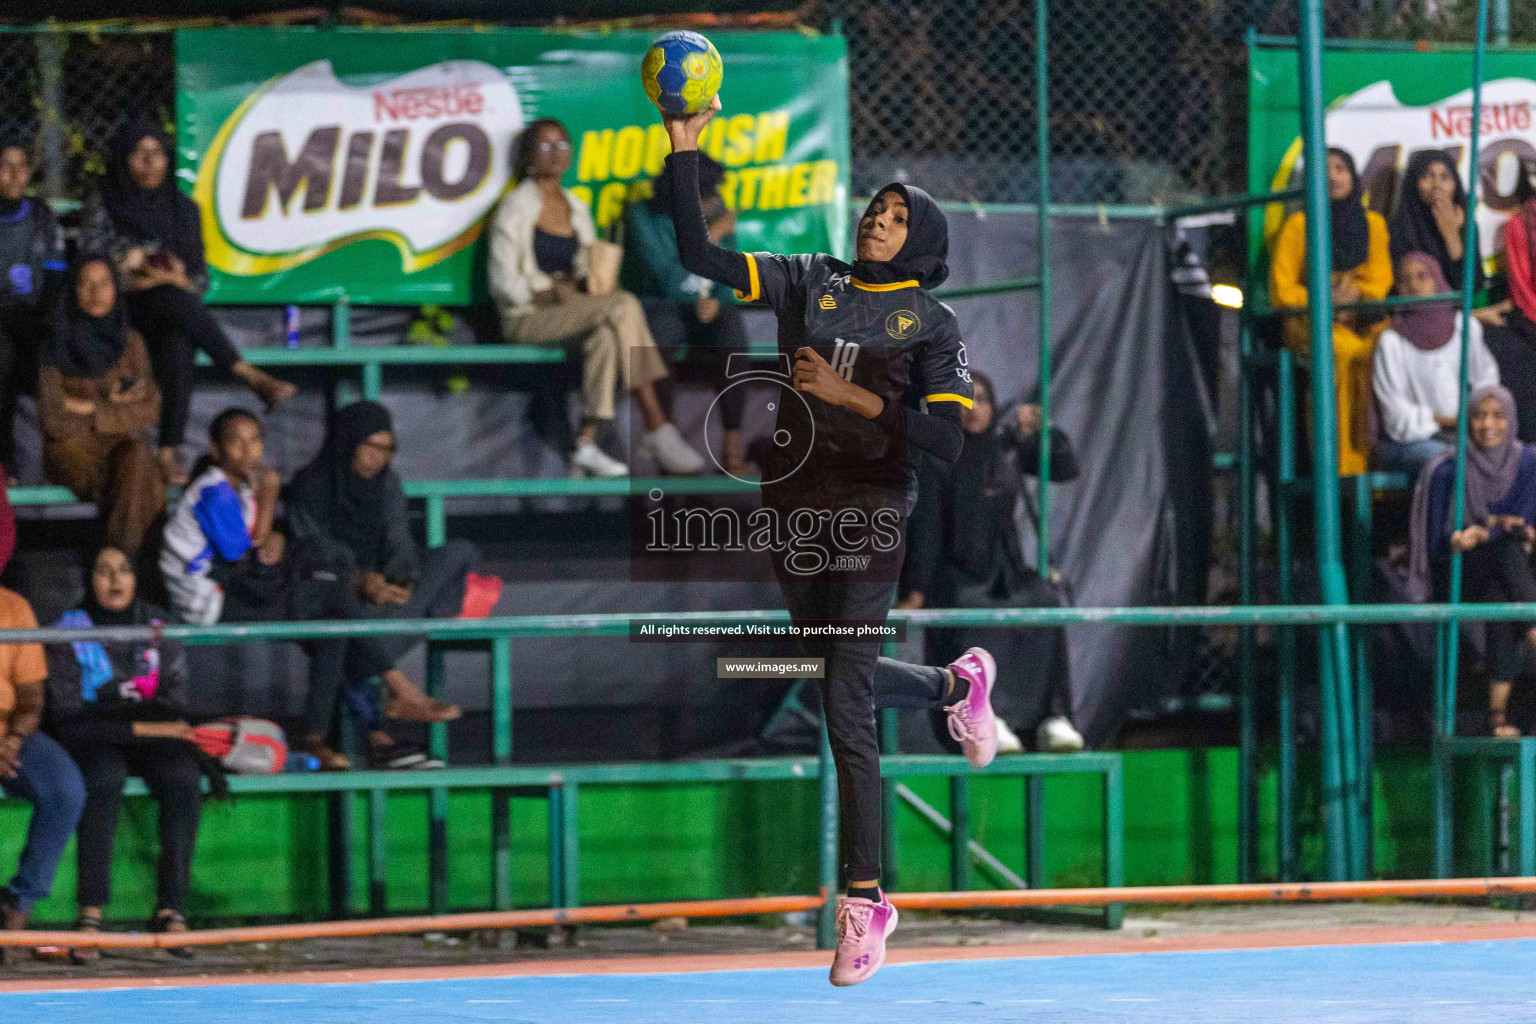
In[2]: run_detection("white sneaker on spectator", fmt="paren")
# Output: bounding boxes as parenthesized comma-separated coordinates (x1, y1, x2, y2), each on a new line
(572, 439, 629, 478)
(1035, 716, 1084, 753)
(641, 422, 706, 475)
(995, 718, 1025, 754)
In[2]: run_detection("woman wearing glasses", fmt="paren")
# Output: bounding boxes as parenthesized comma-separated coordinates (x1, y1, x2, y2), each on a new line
(488, 119, 703, 478)
(285, 401, 485, 767)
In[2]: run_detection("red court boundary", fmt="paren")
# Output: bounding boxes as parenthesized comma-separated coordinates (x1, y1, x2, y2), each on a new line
(3, 921, 1536, 994)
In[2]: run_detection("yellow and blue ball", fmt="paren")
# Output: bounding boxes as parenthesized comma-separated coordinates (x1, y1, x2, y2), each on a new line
(641, 30, 723, 116)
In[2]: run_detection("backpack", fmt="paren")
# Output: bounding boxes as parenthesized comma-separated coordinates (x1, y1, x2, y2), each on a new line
(191, 717, 288, 775)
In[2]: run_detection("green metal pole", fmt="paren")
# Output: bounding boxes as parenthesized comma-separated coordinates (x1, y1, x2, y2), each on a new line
(1494, 0, 1509, 46)
(880, 705, 899, 893)
(1034, 0, 1053, 575)
(1278, 332, 1298, 881)
(816, 719, 838, 950)
(1297, 0, 1355, 880)
(1445, 0, 1491, 736)
(949, 775, 971, 892)
(1237, 312, 1256, 884)
(1439, 0, 1491, 869)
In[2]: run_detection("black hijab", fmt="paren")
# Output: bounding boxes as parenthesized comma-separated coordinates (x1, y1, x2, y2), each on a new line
(1390, 149, 1483, 292)
(651, 151, 726, 212)
(854, 183, 950, 290)
(48, 259, 130, 378)
(288, 401, 396, 568)
(1326, 147, 1371, 273)
(102, 119, 205, 274)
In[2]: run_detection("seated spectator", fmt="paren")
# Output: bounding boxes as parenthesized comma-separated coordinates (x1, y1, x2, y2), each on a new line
(1493, 158, 1536, 439)
(0, 136, 66, 476)
(1408, 386, 1536, 737)
(286, 401, 475, 733)
(160, 409, 448, 770)
(44, 545, 204, 958)
(1372, 252, 1498, 477)
(39, 258, 164, 555)
(621, 154, 752, 476)
(899, 372, 1083, 753)
(80, 120, 294, 485)
(0, 484, 85, 958)
(1389, 149, 1508, 325)
(488, 118, 703, 478)
(1269, 148, 1392, 476)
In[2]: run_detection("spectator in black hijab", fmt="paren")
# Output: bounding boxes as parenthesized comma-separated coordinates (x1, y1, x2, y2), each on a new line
(45, 545, 207, 958)
(287, 401, 489, 729)
(900, 371, 1083, 752)
(80, 119, 295, 485)
(1389, 148, 1508, 327)
(0, 135, 66, 477)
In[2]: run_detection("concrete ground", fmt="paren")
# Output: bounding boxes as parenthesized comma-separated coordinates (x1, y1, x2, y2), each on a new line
(2, 900, 1533, 982)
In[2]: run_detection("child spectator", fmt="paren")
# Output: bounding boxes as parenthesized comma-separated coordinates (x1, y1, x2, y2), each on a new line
(621, 154, 752, 476)
(286, 401, 476, 729)
(39, 258, 164, 555)
(0, 136, 66, 476)
(45, 545, 203, 958)
(0, 483, 85, 958)
(80, 120, 294, 484)
(1408, 386, 1536, 737)
(488, 118, 703, 478)
(160, 409, 449, 770)
(1372, 252, 1498, 477)
(1269, 148, 1393, 476)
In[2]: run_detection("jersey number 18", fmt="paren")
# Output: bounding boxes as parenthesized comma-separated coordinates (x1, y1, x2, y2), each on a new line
(829, 338, 860, 381)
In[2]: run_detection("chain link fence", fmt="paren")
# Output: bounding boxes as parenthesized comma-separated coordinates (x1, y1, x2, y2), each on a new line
(0, 6, 1528, 205)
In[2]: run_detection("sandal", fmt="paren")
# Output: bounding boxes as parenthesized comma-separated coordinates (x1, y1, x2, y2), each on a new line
(69, 911, 101, 965)
(150, 908, 194, 960)
(385, 676, 461, 723)
(1491, 709, 1521, 738)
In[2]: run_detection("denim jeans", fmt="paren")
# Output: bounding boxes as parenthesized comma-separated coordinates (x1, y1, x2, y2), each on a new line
(0, 731, 86, 913)
(1375, 434, 1453, 478)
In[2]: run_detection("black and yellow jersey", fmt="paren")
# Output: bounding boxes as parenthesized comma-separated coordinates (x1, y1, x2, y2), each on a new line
(738, 251, 973, 504)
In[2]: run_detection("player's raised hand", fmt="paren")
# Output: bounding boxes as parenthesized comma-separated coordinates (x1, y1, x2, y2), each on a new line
(663, 94, 722, 153)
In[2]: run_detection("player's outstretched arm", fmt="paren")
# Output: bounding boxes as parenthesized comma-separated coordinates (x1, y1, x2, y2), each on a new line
(662, 98, 753, 295)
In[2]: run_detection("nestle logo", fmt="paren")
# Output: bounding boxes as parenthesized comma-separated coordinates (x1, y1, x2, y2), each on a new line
(373, 84, 485, 122)
(1429, 101, 1531, 139)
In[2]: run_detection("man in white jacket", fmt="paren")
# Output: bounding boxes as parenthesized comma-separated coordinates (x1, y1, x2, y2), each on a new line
(488, 118, 703, 478)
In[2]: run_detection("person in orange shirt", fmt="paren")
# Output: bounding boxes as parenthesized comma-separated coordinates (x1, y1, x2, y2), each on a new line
(1269, 148, 1394, 476)
(0, 482, 85, 956)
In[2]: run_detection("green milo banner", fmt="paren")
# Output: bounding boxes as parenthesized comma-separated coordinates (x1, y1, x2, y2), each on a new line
(1248, 43, 1536, 273)
(175, 28, 850, 304)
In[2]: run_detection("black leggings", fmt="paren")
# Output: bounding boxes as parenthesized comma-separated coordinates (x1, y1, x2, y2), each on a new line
(774, 557, 949, 884)
(219, 555, 397, 740)
(1452, 533, 1536, 681)
(71, 741, 202, 913)
(0, 305, 43, 471)
(126, 285, 243, 448)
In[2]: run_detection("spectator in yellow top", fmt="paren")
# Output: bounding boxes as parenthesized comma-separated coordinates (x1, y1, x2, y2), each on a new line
(1269, 148, 1393, 476)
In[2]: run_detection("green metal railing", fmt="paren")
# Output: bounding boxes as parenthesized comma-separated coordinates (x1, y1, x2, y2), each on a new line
(1233, 9, 1497, 883)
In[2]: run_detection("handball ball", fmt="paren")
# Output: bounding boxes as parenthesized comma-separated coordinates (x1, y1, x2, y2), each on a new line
(641, 30, 723, 116)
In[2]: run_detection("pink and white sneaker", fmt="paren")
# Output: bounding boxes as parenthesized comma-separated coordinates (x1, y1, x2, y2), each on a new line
(945, 647, 998, 768)
(829, 890, 899, 987)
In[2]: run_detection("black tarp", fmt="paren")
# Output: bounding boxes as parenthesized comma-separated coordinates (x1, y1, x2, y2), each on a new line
(11, 210, 1212, 755)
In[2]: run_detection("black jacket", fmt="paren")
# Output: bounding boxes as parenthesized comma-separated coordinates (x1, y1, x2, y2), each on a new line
(43, 600, 188, 749)
(904, 418, 1078, 601)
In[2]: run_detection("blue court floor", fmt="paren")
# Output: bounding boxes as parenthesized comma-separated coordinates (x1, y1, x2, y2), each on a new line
(5, 938, 1536, 1023)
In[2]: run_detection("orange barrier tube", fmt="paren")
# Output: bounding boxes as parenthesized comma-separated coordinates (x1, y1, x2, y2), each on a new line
(3, 878, 1533, 948)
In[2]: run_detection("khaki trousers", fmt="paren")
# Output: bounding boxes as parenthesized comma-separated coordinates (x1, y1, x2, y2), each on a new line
(502, 291, 668, 421)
